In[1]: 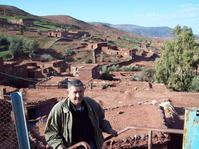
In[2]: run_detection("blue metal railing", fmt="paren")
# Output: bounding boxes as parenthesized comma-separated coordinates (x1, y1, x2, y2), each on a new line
(183, 108, 199, 149)
(11, 92, 31, 149)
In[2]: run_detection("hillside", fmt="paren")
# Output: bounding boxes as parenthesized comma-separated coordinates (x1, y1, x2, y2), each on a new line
(42, 15, 94, 30)
(0, 5, 31, 16)
(0, 5, 147, 41)
(42, 15, 145, 41)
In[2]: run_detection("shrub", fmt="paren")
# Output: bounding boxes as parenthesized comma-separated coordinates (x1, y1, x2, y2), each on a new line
(120, 66, 143, 72)
(85, 58, 92, 64)
(100, 66, 113, 80)
(138, 68, 155, 82)
(65, 56, 74, 62)
(65, 49, 75, 56)
(109, 65, 120, 71)
(40, 54, 53, 62)
(2, 53, 12, 61)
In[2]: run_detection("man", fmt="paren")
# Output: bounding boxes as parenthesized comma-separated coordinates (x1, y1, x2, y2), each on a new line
(44, 79, 117, 149)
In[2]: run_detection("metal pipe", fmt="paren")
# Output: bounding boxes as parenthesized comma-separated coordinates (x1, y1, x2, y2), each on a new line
(68, 141, 91, 149)
(148, 130, 152, 149)
(104, 126, 183, 141)
(11, 92, 31, 149)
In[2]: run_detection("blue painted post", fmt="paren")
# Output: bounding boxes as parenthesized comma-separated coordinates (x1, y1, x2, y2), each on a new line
(11, 92, 31, 149)
(183, 108, 199, 149)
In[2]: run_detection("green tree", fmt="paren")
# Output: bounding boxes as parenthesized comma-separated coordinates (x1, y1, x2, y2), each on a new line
(154, 25, 199, 91)
(0, 34, 9, 51)
(24, 39, 39, 57)
(8, 36, 25, 58)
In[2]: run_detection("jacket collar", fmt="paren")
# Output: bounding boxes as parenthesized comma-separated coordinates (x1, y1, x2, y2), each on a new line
(63, 97, 93, 113)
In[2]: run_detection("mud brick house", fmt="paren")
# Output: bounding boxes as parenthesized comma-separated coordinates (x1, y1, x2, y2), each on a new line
(67, 31, 90, 39)
(0, 61, 40, 88)
(71, 64, 100, 81)
(87, 42, 107, 50)
(0, 60, 70, 88)
(17, 60, 70, 78)
(8, 18, 34, 26)
(101, 45, 119, 55)
(6, 60, 69, 78)
(118, 47, 134, 59)
(42, 60, 70, 76)
(48, 30, 68, 38)
(48, 30, 90, 39)
(1, 61, 29, 87)
(101, 45, 135, 59)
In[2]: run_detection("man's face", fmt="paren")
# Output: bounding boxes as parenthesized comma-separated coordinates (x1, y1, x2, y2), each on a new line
(68, 86, 85, 108)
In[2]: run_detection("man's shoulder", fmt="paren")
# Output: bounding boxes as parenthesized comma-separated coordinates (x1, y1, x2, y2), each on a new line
(84, 96, 96, 103)
(51, 98, 68, 112)
(84, 96, 101, 107)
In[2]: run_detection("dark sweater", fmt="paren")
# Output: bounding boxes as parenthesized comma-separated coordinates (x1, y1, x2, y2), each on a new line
(70, 101, 95, 145)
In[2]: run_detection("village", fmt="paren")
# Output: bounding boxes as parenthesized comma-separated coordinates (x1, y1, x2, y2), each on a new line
(0, 32, 184, 149)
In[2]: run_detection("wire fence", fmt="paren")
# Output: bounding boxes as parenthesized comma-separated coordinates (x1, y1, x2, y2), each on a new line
(0, 99, 18, 149)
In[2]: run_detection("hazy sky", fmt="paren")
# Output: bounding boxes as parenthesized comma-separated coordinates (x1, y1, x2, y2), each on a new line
(1, 0, 199, 34)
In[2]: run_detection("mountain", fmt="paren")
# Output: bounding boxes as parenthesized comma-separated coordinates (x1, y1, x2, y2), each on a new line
(111, 24, 172, 38)
(90, 22, 172, 38)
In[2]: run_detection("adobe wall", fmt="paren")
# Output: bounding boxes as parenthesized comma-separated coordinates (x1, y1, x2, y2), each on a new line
(8, 19, 23, 25)
(78, 69, 93, 80)
(0, 18, 7, 24)
(1, 60, 69, 87)
(101, 46, 134, 59)
(48, 31, 65, 38)
(35, 76, 68, 89)
(101, 46, 119, 55)
(71, 65, 100, 81)
(48, 30, 89, 39)
(2, 64, 29, 87)
(67, 31, 89, 39)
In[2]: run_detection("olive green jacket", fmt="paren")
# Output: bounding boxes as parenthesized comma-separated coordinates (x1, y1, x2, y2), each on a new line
(44, 97, 113, 149)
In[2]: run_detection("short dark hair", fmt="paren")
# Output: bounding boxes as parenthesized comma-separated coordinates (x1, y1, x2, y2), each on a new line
(68, 79, 84, 89)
